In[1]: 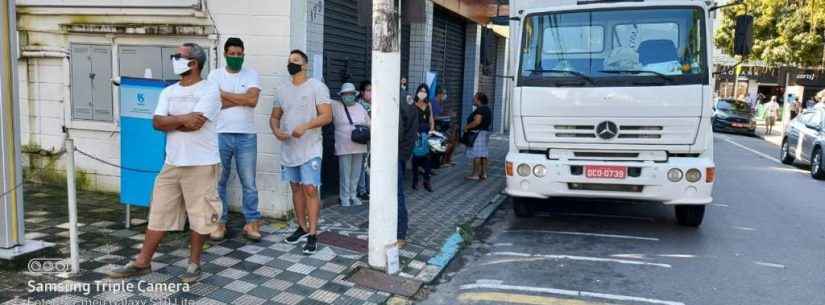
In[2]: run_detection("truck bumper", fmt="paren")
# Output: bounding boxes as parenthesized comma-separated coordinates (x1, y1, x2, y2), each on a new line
(505, 152, 714, 205)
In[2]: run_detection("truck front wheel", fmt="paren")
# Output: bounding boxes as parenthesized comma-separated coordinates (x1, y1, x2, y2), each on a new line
(512, 197, 534, 218)
(675, 205, 705, 227)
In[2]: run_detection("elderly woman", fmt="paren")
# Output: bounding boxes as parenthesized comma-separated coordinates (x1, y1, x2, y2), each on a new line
(332, 83, 370, 206)
(464, 92, 493, 180)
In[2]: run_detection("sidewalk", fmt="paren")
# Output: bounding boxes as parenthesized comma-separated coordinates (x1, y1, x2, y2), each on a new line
(1, 136, 508, 305)
(754, 120, 783, 146)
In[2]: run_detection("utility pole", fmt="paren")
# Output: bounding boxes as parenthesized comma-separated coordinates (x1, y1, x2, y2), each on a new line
(368, 0, 401, 269)
(1, 0, 51, 261)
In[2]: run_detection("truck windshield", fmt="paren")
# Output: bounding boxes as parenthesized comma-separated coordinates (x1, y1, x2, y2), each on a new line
(519, 7, 708, 87)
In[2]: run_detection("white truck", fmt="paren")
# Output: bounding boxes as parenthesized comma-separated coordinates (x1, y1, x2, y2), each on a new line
(504, 0, 741, 227)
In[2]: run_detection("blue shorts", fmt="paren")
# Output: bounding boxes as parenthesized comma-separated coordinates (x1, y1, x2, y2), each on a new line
(281, 157, 322, 187)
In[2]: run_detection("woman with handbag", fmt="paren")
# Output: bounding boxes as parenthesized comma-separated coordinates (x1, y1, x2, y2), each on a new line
(412, 84, 435, 192)
(331, 83, 370, 206)
(464, 92, 493, 181)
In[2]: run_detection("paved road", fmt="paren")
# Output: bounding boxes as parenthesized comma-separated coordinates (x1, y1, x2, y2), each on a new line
(419, 134, 825, 305)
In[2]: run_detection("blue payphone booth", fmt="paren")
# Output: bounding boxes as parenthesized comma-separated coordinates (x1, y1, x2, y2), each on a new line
(119, 77, 169, 226)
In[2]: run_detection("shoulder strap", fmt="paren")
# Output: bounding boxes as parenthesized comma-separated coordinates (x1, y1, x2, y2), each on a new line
(342, 102, 354, 125)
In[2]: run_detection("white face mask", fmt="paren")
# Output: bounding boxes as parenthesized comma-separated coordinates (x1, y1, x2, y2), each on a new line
(417, 92, 428, 100)
(172, 58, 192, 75)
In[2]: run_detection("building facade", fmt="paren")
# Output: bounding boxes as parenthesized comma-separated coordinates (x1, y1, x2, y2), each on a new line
(15, 0, 509, 218)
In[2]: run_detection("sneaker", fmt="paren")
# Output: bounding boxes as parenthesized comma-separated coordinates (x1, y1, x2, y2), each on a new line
(107, 261, 151, 279)
(179, 263, 202, 283)
(352, 198, 363, 206)
(357, 192, 370, 201)
(284, 227, 309, 245)
(209, 224, 227, 241)
(303, 235, 318, 255)
(243, 221, 262, 242)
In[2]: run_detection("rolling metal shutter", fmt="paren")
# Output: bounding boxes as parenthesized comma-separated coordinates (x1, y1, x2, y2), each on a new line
(431, 5, 466, 121)
(324, 0, 372, 98)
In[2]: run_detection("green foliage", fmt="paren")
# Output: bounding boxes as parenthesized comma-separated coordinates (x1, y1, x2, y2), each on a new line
(714, 0, 825, 66)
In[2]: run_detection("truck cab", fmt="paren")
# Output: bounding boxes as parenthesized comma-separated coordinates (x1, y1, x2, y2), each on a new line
(505, 0, 716, 226)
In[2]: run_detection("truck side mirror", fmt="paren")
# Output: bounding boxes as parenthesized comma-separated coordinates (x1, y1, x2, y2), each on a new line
(734, 15, 754, 56)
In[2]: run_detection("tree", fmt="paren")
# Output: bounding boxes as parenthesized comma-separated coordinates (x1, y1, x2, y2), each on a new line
(714, 0, 825, 67)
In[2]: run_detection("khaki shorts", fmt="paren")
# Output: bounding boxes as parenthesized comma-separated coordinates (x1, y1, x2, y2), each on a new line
(147, 164, 223, 235)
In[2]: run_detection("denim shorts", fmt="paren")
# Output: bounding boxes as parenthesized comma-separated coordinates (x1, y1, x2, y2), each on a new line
(281, 157, 322, 187)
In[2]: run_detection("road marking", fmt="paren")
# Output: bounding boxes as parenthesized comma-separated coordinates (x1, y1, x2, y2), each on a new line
(494, 243, 514, 247)
(458, 292, 617, 305)
(719, 136, 781, 164)
(506, 230, 660, 241)
(732, 226, 757, 231)
(611, 254, 647, 260)
(754, 261, 786, 269)
(710, 203, 729, 207)
(480, 257, 548, 266)
(657, 254, 696, 259)
(492, 252, 671, 268)
(460, 280, 685, 305)
(553, 212, 655, 222)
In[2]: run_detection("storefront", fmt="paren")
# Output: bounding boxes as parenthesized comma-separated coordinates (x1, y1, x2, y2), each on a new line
(715, 65, 785, 102)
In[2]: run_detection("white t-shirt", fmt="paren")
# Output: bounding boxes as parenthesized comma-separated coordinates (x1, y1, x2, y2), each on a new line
(274, 78, 332, 167)
(154, 80, 221, 166)
(207, 67, 261, 134)
(331, 101, 369, 156)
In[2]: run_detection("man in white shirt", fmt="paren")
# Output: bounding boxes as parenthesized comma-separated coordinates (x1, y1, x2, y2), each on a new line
(270, 49, 332, 255)
(108, 43, 221, 283)
(206, 37, 263, 242)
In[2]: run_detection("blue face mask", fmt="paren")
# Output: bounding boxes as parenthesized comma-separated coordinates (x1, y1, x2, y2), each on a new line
(342, 95, 357, 106)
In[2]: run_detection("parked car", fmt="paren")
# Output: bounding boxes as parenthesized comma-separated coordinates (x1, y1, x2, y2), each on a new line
(780, 109, 825, 179)
(712, 99, 756, 135)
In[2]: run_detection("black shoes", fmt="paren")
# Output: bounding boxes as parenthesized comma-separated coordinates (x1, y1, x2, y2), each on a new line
(303, 235, 317, 255)
(284, 227, 309, 245)
(424, 182, 433, 192)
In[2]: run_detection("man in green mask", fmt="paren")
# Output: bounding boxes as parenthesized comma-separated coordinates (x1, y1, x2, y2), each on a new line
(206, 37, 264, 241)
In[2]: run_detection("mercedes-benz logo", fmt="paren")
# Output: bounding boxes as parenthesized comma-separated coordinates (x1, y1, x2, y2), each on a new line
(595, 121, 619, 140)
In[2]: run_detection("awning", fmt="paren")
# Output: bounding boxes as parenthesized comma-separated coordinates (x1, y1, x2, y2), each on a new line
(432, 0, 509, 25)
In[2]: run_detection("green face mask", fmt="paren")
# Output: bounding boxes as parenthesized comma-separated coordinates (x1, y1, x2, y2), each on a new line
(342, 95, 357, 106)
(225, 56, 244, 71)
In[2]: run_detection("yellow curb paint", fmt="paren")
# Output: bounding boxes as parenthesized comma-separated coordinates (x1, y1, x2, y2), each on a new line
(458, 292, 617, 305)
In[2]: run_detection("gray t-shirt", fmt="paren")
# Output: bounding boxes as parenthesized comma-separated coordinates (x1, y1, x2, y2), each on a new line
(274, 78, 332, 167)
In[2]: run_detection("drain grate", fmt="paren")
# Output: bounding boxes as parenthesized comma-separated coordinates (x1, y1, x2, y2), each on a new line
(348, 266, 423, 297)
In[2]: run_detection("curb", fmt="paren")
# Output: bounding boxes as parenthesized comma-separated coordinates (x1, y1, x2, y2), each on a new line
(415, 193, 507, 284)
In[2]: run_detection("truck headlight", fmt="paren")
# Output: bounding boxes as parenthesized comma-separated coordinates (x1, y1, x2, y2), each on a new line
(685, 169, 702, 183)
(517, 164, 531, 177)
(667, 168, 683, 182)
(533, 165, 547, 177)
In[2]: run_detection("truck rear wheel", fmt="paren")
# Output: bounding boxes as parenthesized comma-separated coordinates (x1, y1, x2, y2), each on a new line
(675, 205, 705, 227)
(512, 197, 534, 218)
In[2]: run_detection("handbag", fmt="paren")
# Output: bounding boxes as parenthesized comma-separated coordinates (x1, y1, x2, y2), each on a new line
(413, 133, 430, 157)
(342, 103, 370, 145)
(461, 130, 479, 147)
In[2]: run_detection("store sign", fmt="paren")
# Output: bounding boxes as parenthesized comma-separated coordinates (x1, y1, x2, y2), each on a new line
(715, 65, 783, 83)
(790, 69, 825, 87)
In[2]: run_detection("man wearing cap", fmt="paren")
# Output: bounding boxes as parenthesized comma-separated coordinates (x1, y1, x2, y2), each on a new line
(331, 83, 370, 207)
(207, 37, 263, 242)
(270, 49, 333, 255)
(108, 43, 221, 283)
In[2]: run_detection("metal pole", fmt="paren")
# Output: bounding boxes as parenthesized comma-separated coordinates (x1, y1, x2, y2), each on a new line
(125, 204, 130, 229)
(0, 0, 25, 250)
(65, 139, 79, 274)
(368, 0, 400, 269)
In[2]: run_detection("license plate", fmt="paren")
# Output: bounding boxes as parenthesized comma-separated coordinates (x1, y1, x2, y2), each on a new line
(585, 165, 627, 179)
(732, 123, 744, 127)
